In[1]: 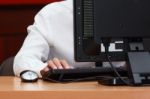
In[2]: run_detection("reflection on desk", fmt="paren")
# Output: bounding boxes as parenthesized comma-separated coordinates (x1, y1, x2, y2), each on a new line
(0, 76, 150, 99)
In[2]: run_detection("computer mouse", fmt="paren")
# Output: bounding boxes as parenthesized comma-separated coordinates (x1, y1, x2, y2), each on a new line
(20, 70, 38, 82)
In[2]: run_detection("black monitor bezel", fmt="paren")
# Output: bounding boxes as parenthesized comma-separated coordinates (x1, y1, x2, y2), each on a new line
(74, 0, 126, 62)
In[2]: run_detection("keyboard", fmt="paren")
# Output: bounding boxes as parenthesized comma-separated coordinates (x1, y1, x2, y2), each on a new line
(42, 67, 128, 82)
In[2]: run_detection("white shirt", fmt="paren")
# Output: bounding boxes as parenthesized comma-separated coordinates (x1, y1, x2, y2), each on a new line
(14, 0, 125, 78)
(13, 0, 95, 77)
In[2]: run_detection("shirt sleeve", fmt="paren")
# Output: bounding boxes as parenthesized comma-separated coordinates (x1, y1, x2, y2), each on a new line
(13, 4, 54, 78)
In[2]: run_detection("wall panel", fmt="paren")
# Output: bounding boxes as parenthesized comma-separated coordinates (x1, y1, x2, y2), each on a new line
(0, 0, 61, 63)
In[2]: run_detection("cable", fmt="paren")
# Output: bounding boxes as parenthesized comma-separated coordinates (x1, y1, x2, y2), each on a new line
(102, 38, 132, 86)
(106, 54, 132, 85)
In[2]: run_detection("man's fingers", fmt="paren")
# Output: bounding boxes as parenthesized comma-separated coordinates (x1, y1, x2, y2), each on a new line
(60, 59, 70, 69)
(47, 58, 71, 69)
(41, 58, 71, 76)
(53, 58, 63, 69)
(48, 60, 57, 69)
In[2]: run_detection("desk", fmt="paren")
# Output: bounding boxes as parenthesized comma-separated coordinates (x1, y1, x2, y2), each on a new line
(0, 77, 150, 99)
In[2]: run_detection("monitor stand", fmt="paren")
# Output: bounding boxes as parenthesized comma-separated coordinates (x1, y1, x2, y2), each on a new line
(98, 52, 150, 86)
(127, 51, 150, 85)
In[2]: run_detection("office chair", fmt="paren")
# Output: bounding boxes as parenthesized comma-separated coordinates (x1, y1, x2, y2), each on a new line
(0, 57, 15, 76)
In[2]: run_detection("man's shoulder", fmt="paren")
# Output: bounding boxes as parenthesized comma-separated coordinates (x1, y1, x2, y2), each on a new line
(40, 0, 72, 15)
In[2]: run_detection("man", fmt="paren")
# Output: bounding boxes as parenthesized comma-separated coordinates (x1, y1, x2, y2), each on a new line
(13, 0, 95, 78)
(14, 0, 125, 78)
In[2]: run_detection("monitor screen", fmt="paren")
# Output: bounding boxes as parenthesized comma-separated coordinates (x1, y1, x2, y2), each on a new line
(74, 0, 150, 62)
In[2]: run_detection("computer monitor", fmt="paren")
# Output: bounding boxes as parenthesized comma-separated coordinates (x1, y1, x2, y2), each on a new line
(74, 0, 150, 62)
(74, 0, 150, 85)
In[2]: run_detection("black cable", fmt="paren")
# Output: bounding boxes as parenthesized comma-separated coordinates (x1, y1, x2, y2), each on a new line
(102, 38, 132, 86)
(106, 54, 132, 85)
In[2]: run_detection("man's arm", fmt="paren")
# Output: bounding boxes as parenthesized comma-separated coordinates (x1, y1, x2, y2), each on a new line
(13, 4, 52, 78)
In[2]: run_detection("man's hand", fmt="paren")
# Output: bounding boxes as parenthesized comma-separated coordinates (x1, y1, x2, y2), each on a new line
(40, 58, 71, 76)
